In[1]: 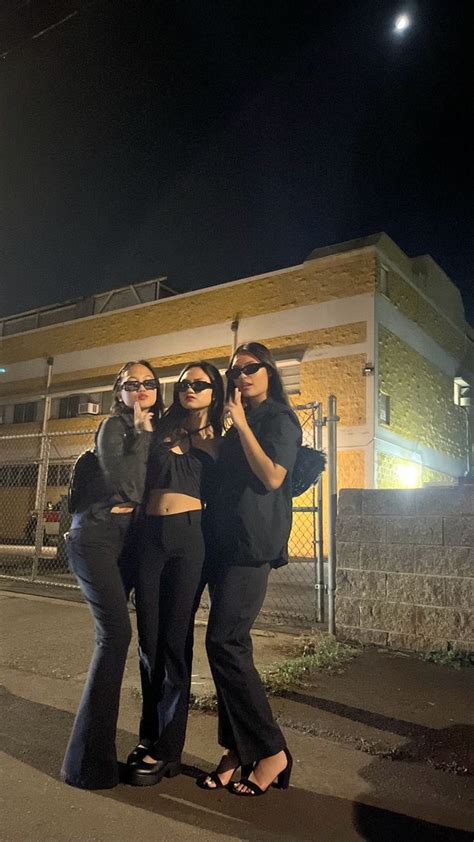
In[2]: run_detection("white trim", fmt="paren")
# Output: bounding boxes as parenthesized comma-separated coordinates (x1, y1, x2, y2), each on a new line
(375, 429, 465, 478)
(376, 294, 460, 376)
(302, 343, 368, 361)
(1, 295, 373, 385)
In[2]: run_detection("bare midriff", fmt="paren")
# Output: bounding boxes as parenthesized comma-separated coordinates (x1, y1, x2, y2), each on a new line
(146, 489, 202, 516)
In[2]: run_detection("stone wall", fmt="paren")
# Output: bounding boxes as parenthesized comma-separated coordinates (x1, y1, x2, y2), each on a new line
(336, 486, 474, 652)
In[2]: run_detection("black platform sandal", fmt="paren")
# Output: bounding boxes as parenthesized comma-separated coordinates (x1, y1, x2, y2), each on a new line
(126, 742, 151, 766)
(230, 749, 293, 797)
(127, 756, 181, 787)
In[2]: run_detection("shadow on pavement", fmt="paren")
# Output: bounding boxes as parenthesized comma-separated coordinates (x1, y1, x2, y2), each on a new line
(1, 687, 472, 842)
(280, 689, 474, 772)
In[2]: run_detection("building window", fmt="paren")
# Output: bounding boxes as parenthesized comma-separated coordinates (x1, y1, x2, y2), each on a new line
(161, 380, 178, 408)
(380, 265, 389, 298)
(13, 402, 37, 424)
(277, 361, 301, 395)
(379, 393, 391, 425)
(58, 395, 81, 418)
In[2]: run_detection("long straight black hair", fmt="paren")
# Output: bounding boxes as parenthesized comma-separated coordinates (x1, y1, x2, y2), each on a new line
(226, 342, 290, 407)
(110, 359, 164, 423)
(154, 360, 225, 446)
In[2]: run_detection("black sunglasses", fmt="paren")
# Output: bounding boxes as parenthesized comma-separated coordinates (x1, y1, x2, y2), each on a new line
(176, 379, 214, 393)
(226, 362, 266, 380)
(121, 378, 158, 392)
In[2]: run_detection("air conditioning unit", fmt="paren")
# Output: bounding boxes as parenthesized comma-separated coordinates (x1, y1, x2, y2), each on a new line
(78, 402, 100, 415)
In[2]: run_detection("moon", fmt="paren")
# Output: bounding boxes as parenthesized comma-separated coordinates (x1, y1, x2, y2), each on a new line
(394, 13, 411, 33)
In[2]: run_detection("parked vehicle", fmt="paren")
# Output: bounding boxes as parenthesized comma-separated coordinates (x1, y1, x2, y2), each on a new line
(24, 501, 61, 545)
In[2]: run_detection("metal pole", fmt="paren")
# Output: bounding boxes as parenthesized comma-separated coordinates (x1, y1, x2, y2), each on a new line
(315, 402, 325, 623)
(326, 394, 339, 636)
(32, 357, 54, 580)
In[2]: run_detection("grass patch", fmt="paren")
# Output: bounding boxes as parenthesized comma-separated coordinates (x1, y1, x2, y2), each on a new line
(262, 634, 359, 695)
(423, 649, 473, 670)
(189, 692, 218, 713)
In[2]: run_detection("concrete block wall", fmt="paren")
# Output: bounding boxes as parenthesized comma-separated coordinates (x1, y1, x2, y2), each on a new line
(336, 486, 474, 652)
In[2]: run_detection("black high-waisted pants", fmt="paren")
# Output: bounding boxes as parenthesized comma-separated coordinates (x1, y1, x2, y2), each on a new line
(205, 561, 286, 767)
(61, 510, 135, 789)
(135, 511, 205, 761)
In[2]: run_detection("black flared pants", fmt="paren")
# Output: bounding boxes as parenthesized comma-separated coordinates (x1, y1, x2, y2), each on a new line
(205, 562, 286, 767)
(135, 511, 205, 761)
(61, 511, 135, 789)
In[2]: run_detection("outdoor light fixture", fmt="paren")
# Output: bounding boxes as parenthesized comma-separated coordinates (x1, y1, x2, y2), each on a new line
(396, 462, 420, 488)
(362, 363, 375, 376)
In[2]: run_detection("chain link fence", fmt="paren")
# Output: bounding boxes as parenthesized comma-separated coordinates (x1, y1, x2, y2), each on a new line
(0, 403, 335, 627)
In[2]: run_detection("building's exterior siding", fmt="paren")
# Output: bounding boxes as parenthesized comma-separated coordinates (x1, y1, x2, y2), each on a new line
(1, 234, 472, 549)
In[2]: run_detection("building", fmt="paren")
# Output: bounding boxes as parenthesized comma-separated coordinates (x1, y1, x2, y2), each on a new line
(1, 233, 472, 550)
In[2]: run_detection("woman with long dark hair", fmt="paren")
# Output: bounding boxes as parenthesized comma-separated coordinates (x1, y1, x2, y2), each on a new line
(127, 360, 224, 786)
(62, 360, 163, 790)
(199, 342, 302, 796)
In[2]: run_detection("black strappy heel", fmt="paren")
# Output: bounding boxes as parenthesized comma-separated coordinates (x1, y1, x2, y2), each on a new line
(196, 760, 254, 790)
(230, 749, 293, 797)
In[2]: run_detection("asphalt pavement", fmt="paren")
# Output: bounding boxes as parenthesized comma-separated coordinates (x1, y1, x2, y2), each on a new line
(1, 590, 473, 842)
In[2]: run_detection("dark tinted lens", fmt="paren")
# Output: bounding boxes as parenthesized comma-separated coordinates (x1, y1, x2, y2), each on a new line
(243, 363, 263, 375)
(122, 380, 140, 392)
(142, 379, 158, 390)
(177, 380, 213, 393)
(192, 380, 213, 392)
(226, 363, 262, 379)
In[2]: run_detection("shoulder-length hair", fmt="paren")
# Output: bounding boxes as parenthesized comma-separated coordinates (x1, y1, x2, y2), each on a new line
(110, 359, 164, 424)
(225, 342, 290, 407)
(154, 360, 224, 445)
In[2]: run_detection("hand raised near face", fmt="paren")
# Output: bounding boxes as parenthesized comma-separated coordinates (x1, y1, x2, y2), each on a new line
(133, 400, 154, 432)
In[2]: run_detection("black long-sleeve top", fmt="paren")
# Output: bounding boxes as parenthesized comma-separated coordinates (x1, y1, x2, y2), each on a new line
(70, 411, 152, 528)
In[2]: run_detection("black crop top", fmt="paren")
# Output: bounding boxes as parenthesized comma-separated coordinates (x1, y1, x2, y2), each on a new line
(146, 441, 215, 502)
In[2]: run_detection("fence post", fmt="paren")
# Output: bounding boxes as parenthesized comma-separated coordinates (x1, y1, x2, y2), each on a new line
(31, 434, 50, 581)
(326, 394, 339, 636)
(314, 403, 325, 623)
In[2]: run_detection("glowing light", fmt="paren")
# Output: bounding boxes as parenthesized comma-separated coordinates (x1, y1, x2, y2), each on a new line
(0, 367, 6, 374)
(394, 13, 411, 32)
(396, 463, 420, 488)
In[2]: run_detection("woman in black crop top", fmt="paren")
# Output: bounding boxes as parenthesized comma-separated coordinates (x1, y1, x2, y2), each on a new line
(127, 361, 224, 786)
(61, 360, 163, 790)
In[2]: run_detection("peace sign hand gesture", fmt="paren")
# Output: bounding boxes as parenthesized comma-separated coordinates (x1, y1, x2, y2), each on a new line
(224, 387, 248, 432)
(133, 401, 154, 433)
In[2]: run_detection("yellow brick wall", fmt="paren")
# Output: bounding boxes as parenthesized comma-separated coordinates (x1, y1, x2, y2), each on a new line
(377, 264, 465, 358)
(376, 452, 422, 489)
(299, 355, 367, 426)
(421, 465, 457, 486)
(376, 452, 457, 489)
(0, 323, 366, 403)
(378, 327, 465, 460)
(0, 250, 376, 364)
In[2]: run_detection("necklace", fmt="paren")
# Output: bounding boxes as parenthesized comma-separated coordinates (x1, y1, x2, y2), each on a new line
(184, 422, 213, 437)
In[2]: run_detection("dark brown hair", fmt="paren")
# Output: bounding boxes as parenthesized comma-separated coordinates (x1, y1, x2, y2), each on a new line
(226, 342, 290, 407)
(110, 359, 164, 422)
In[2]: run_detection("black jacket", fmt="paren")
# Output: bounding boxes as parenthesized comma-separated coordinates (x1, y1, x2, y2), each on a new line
(209, 398, 302, 568)
(70, 412, 152, 528)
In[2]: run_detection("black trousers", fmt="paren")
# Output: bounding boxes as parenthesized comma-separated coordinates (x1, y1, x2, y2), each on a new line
(135, 511, 205, 761)
(61, 511, 135, 789)
(205, 562, 286, 767)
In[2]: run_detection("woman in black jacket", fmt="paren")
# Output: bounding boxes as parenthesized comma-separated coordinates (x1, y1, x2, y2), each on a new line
(200, 342, 302, 797)
(61, 360, 163, 790)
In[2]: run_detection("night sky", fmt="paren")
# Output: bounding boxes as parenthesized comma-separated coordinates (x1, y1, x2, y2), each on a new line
(1, 0, 473, 324)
